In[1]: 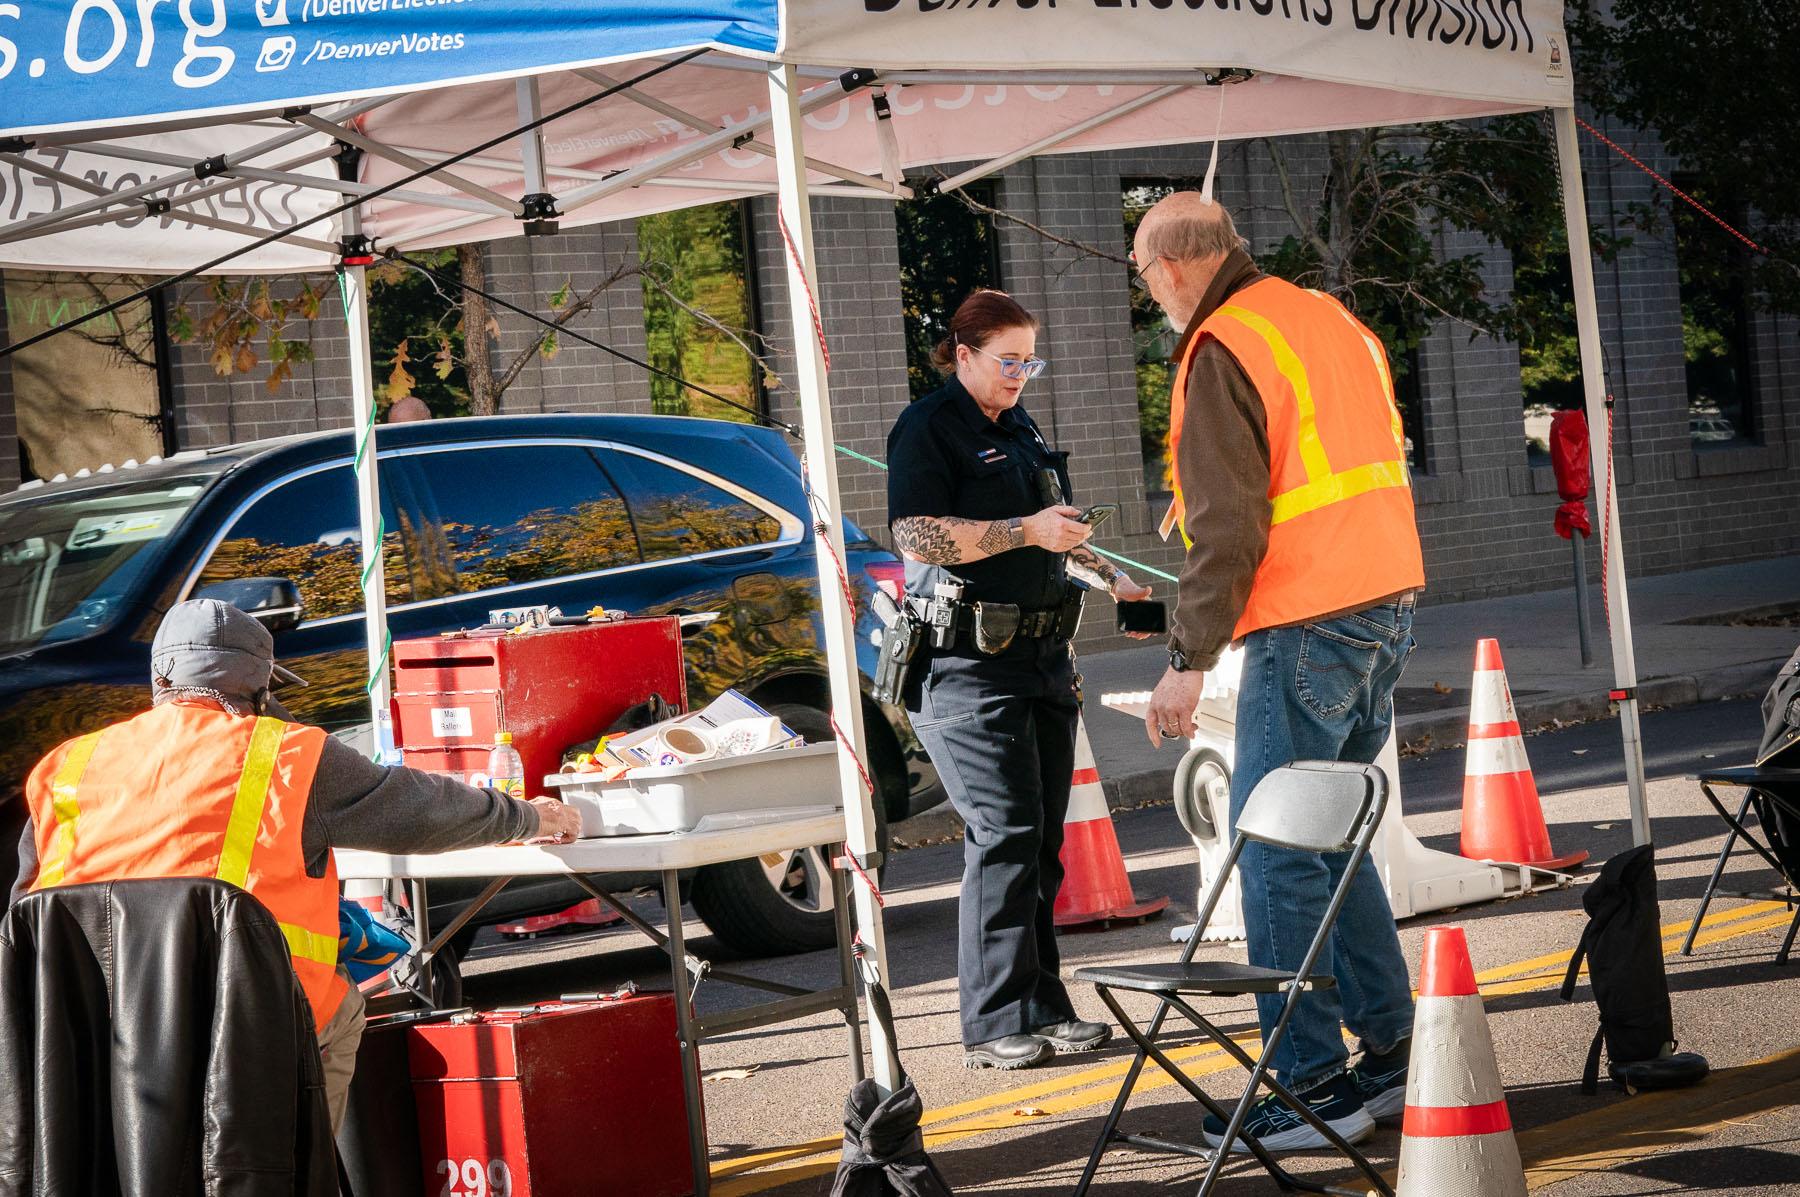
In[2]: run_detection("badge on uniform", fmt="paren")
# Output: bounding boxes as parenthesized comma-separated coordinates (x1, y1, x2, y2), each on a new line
(977, 447, 1008, 465)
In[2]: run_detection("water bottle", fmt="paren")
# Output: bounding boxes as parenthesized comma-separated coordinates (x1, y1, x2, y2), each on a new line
(487, 732, 526, 801)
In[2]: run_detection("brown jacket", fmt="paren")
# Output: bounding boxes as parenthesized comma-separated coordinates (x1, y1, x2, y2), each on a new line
(1168, 249, 1271, 670)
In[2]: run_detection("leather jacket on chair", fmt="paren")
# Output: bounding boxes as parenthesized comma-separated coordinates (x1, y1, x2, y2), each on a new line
(0, 878, 337, 1197)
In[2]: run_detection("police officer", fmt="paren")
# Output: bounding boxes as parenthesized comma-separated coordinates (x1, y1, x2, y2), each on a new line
(885, 289, 1151, 1070)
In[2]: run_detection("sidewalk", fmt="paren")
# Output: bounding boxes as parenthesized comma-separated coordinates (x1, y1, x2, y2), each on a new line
(894, 554, 1800, 842)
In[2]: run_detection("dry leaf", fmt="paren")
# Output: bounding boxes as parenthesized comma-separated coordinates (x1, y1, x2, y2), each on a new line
(1432, 682, 1453, 695)
(1012, 1106, 1049, 1117)
(703, 1066, 758, 1083)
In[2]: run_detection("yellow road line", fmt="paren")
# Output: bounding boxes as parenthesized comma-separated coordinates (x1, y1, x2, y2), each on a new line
(713, 899, 1793, 1194)
(1519, 1045, 1800, 1190)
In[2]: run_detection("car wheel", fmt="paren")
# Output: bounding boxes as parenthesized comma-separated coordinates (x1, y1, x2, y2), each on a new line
(688, 702, 888, 956)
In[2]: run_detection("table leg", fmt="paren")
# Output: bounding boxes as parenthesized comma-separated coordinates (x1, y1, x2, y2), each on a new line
(666, 868, 710, 1196)
(830, 862, 865, 1085)
(1683, 786, 1751, 955)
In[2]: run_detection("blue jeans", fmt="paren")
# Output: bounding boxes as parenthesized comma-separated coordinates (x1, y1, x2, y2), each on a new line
(1229, 597, 1418, 1091)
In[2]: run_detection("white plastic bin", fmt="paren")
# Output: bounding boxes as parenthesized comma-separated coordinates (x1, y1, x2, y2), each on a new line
(545, 743, 843, 836)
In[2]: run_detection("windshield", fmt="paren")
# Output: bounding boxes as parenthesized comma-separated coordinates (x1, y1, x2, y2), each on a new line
(0, 475, 211, 655)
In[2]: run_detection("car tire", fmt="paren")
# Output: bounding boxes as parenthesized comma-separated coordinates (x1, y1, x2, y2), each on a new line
(688, 702, 889, 956)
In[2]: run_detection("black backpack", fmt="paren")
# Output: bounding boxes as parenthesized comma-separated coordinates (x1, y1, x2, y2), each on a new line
(1560, 844, 1708, 1093)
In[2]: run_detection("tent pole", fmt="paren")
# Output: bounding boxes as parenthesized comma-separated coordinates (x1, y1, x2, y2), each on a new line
(1553, 106, 1649, 845)
(338, 203, 396, 760)
(766, 60, 902, 1095)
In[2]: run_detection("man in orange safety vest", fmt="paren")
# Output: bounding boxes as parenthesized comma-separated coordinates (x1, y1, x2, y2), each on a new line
(1135, 192, 1424, 1154)
(13, 598, 582, 1131)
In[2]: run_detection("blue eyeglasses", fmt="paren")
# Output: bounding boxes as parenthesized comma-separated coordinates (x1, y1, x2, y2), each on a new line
(972, 344, 1048, 381)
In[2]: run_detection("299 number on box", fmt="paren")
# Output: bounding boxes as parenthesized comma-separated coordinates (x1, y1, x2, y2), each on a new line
(437, 1158, 513, 1197)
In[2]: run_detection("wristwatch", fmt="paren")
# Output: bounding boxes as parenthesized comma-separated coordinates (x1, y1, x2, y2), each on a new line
(1168, 646, 1193, 673)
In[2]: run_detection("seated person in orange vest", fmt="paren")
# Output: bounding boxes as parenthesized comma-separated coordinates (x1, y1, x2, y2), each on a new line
(9, 598, 584, 1133)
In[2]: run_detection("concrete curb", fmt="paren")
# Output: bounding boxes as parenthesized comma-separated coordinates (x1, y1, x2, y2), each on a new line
(889, 655, 1786, 850)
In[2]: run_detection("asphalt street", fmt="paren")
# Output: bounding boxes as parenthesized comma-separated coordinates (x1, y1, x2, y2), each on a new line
(457, 699, 1793, 1194)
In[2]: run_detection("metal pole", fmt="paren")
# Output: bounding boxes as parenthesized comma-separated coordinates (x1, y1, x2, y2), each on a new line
(766, 61, 902, 1094)
(1554, 106, 1649, 845)
(1571, 529, 1594, 667)
(338, 203, 395, 759)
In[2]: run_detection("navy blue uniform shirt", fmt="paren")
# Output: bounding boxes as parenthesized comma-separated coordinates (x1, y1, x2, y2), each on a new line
(886, 375, 1073, 610)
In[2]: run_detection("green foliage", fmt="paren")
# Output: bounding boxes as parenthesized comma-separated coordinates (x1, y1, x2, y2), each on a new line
(1569, 0, 1800, 316)
(895, 185, 1000, 401)
(366, 248, 469, 417)
(637, 201, 762, 422)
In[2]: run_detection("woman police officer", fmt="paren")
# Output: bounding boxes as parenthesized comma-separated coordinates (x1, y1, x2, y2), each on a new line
(884, 290, 1151, 1070)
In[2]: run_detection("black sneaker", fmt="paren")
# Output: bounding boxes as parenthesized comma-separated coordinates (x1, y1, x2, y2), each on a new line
(1200, 1074, 1375, 1153)
(1347, 1038, 1410, 1122)
(963, 1034, 1053, 1071)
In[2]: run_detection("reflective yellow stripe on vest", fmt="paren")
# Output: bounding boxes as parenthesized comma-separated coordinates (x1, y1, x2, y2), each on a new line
(217, 716, 287, 889)
(38, 731, 105, 888)
(1213, 302, 1410, 527)
(280, 921, 341, 967)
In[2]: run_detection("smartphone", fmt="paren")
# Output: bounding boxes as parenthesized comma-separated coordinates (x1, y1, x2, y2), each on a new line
(1116, 599, 1168, 635)
(1077, 503, 1118, 529)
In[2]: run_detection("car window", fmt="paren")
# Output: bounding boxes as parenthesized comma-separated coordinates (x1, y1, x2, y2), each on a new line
(195, 465, 411, 623)
(595, 449, 783, 562)
(403, 445, 641, 597)
(0, 475, 213, 654)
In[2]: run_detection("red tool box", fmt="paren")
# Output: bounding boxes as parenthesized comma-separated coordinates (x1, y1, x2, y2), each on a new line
(391, 618, 687, 788)
(407, 996, 696, 1197)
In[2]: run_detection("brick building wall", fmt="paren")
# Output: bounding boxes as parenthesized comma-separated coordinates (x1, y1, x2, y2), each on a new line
(4, 120, 1795, 647)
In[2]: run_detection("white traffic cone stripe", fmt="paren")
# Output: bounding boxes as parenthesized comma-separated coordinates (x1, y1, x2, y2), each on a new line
(1397, 1132, 1527, 1197)
(1404, 995, 1507, 1107)
(1065, 718, 1110, 823)
(1469, 669, 1517, 726)
(1463, 735, 1533, 778)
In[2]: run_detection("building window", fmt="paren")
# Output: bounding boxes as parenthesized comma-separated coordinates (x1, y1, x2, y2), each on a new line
(638, 201, 765, 424)
(1672, 175, 1756, 447)
(896, 183, 1001, 401)
(1513, 230, 1582, 466)
(1124, 179, 1428, 484)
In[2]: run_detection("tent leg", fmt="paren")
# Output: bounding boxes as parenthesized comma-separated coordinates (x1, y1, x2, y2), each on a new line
(338, 211, 395, 756)
(1554, 106, 1649, 846)
(766, 61, 903, 1095)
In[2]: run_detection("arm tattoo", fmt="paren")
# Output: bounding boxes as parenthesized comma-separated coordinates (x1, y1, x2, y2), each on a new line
(894, 515, 1025, 565)
(893, 516, 961, 564)
(976, 517, 1025, 558)
(1066, 544, 1123, 591)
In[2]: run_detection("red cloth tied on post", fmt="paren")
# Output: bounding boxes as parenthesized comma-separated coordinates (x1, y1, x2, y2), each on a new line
(1550, 410, 1592, 540)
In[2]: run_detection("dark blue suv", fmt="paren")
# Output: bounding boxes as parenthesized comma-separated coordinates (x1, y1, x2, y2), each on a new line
(0, 414, 940, 957)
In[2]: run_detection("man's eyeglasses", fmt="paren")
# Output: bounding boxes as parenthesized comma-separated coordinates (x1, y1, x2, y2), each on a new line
(972, 344, 1048, 381)
(1128, 249, 1168, 293)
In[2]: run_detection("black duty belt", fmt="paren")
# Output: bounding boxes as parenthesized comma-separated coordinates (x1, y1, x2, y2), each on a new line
(903, 588, 1084, 652)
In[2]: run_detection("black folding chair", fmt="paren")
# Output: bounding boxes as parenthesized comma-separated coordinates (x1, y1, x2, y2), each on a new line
(1681, 766, 1800, 966)
(1070, 761, 1393, 1197)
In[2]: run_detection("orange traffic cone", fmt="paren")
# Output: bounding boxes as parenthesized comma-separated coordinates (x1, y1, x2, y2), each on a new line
(1397, 926, 1527, 1196)
(1054, 717, 1168, 930)
(1460, 639, 1588, 870)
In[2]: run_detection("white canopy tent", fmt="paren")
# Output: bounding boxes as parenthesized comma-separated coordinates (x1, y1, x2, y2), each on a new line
(0, 0, 1648, 1106)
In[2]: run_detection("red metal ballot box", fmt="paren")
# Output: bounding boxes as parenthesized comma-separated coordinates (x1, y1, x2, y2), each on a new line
(392, 618, 687, 787)
(407, 996, 696, 1197)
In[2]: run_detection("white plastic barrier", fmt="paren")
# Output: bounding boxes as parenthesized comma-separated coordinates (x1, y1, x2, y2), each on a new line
(1102, 644, 1510, 942)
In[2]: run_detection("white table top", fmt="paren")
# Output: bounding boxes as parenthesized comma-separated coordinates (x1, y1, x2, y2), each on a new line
(335, 804, 846, 880)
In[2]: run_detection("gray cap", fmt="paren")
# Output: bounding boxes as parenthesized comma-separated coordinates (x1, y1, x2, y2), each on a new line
(151, 598, 305, 700)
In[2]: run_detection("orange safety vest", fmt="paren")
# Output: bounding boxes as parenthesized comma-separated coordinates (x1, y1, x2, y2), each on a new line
(26, 701, 344, 1031)
(1163, 277, 1425, 638)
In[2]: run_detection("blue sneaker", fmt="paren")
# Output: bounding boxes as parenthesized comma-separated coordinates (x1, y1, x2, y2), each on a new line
(1201, 1073, 1375, 1153)
(1347, 1038, 1410, 1122)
